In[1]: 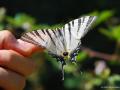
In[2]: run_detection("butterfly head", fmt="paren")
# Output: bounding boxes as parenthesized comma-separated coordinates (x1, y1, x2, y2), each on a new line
(62, 51, 71, 61)
(63, 52, 69, 56)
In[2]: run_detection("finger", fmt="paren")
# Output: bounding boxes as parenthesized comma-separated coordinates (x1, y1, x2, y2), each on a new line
(0, 30, 44, 56)
(0, 50, 37, 77)
(0, 67, 25, 90)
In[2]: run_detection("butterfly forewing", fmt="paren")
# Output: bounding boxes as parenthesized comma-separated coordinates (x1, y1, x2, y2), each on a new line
(71, 16, 97, 39)
(62, 16, 97, 55)
(21, 29, 51, 48)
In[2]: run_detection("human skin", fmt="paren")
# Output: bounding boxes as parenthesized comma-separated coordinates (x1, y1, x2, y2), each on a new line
(0, 30, 44, 90)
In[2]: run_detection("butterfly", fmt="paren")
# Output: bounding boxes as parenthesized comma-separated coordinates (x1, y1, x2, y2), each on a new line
(21, 16, 97, 79)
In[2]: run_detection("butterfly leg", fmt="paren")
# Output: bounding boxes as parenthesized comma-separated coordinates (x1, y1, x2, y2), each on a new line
(71, 56, 77, 63)
(70, 46, 81, 63)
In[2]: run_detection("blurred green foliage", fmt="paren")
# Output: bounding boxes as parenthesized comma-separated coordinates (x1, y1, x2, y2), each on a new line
(88, 10, 114, 26)
(0, 7, 120, 90)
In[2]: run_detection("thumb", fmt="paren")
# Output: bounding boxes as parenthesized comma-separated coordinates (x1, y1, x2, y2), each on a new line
(1, 30, 44, 56)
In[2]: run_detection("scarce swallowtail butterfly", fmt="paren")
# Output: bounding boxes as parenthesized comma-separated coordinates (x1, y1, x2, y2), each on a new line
(21, 16, 97, 80)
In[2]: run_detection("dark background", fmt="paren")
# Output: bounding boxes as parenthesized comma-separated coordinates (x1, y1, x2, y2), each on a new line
(0, 0, 120, 24)
(0, 0, 120, 90)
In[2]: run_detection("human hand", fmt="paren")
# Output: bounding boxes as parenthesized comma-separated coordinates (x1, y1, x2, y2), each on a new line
(0, 30, 44, 90)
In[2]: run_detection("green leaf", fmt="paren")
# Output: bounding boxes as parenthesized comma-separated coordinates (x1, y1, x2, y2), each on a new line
(87, 10, 114, 26)
(0, 24, 4, 30)
(6, 16, 15, 26)
(111, 26, 120, 41)
(15, 13, 35, 26)
(92, 78, 102, 86)
(64, 63, 77, 73)
(0, 7, 6, 22)
(96, 10, 114, 25)
(100, 25, 120, 41)
(100, 28, 113, 39)
(87, 11, 99, 16)
(77, 52, 88, 62)
(64, 77, 80, 88)
(108, 75, 120, 85)
(6, 13, 35, 29)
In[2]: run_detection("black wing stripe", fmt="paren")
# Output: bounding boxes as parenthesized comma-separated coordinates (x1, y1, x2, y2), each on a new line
(34, 30, 45, 41)
(58, 28, 63, 36)
(77, 18, 81, 32)
(82, 16, 95, 36)
(46, 30, 56, 46)
(82, 16, 85, 23)
(68, 22, 72, 41)
(72, 20, 74, 26)
(41, 29, 46, 34)
(30, 31, 36, 37)
(57, 28, 66, 50)
(51, 29, 57, 38)
(21, 37, 38, 45)
(21, 34, 39, 45)
(86, 16, 94, 27)
(63, 26, 65, 36)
